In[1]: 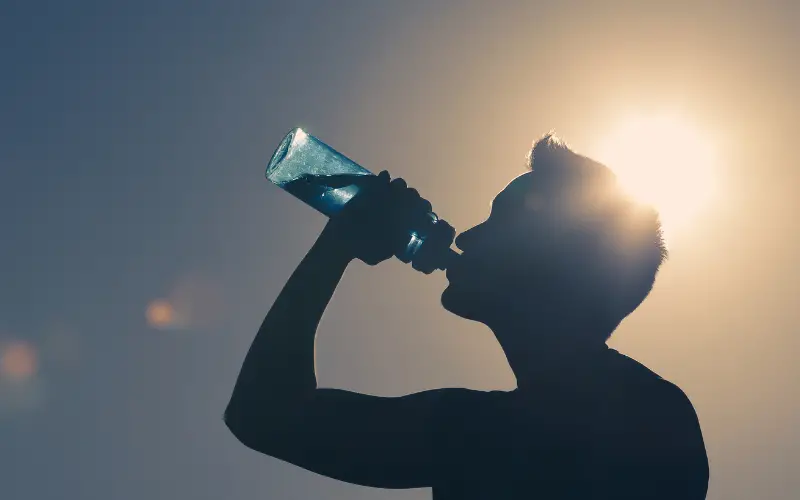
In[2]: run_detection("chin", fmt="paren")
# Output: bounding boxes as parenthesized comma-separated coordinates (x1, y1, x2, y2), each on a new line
(441, 283, 484, 322)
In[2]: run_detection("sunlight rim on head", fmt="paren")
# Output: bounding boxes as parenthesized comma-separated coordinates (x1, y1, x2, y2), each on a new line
(591, 112, 719, 243)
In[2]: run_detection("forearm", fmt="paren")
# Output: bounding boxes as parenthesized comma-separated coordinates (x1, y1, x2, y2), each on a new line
(226, 225, 352, 419)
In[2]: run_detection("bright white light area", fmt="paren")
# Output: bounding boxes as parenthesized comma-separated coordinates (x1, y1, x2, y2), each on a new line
(593, 113, 719, 240)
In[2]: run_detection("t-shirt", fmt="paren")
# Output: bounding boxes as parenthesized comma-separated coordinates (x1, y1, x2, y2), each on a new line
(430, 348, 709, 499)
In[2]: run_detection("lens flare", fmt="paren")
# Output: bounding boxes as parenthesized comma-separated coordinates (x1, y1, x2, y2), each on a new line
(146, 299, 177, 329)
(0, 341, 38, 381)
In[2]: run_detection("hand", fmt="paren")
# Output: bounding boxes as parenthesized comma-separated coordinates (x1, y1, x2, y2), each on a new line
(321, 171, 434, 266)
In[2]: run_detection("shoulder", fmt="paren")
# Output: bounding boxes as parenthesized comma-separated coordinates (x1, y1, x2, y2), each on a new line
(607, 353, 707, 453)
(605, 352, 709, 495)
(605, 348, 667, 385)
(604, 350, 705, 447)
(604, 350, 694, 407)
(610, 350, 696, 409)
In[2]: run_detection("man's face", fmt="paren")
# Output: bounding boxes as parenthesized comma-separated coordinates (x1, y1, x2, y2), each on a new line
(441, 172, 589, 323)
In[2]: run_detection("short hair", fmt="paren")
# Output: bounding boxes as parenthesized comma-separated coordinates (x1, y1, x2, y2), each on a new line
(526, 133, 668, 330)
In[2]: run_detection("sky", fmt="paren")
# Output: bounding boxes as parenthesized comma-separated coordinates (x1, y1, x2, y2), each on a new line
(1, 1, 798, 499)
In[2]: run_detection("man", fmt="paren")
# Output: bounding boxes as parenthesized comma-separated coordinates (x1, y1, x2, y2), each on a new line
(224, 134, 710, 499)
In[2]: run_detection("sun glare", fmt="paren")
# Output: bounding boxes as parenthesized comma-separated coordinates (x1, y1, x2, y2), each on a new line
(594, 113, 719, 240)
(146, 299, 177, 330)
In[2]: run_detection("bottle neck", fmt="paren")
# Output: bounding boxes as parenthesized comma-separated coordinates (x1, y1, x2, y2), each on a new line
(399, 216, 456, 273)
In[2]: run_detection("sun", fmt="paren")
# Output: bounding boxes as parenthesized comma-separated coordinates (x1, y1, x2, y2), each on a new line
(593, 113, 719, 241)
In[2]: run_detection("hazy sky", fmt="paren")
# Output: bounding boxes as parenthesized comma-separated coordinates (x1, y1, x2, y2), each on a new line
(1, 1, 798, 499)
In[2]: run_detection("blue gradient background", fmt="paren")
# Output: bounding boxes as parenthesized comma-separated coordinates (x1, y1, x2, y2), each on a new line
(1, 1, 798, 499)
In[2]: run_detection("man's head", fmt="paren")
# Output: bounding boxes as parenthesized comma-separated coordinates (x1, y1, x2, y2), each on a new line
(441, 134, 668, 342)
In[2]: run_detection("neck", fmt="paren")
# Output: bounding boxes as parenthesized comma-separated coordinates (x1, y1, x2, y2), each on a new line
(486, 310, 609, 391)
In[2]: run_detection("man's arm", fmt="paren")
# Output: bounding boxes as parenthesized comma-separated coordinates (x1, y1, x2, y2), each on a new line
(224, 224, 349, 422)
(224, 174, 466, 488)
(229, 385, 476, 489)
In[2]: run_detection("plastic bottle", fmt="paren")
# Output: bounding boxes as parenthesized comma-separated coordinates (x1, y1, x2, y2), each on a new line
(266, 128, 455, 272)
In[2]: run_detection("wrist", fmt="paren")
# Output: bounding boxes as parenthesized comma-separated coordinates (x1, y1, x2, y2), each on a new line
(316, 224, 356, 266)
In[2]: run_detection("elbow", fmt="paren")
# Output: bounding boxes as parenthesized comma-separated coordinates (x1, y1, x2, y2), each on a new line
(223, 401, 292, 455)
(223, 409, 248, 444)
(223, 404, 250, 445)
(224, 403, 263, 449)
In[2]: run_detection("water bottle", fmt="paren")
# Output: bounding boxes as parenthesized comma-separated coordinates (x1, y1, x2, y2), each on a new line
(266, 128, 456, 272)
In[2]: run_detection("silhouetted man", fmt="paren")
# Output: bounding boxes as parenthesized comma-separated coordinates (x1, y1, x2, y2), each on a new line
(224, 135, 710, 499)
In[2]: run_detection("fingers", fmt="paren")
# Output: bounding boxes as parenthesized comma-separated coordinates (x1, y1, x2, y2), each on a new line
(431, 219, 456, 243)
(388, 176, 406, 190)
(411, 219, 456, 273)
(356, 172, 433, 225)
(387, 177, 432, 214)
(403, 187, 432, 213)
(419, 196, 433, 215)
(331, 169, 438, 267)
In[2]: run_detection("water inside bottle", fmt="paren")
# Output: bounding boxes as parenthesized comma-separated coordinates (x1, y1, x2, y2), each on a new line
(282, 174, 366, 217)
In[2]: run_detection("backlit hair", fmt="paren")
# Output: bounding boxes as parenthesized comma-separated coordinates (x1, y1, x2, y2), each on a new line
(526, 133, 668, 329)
